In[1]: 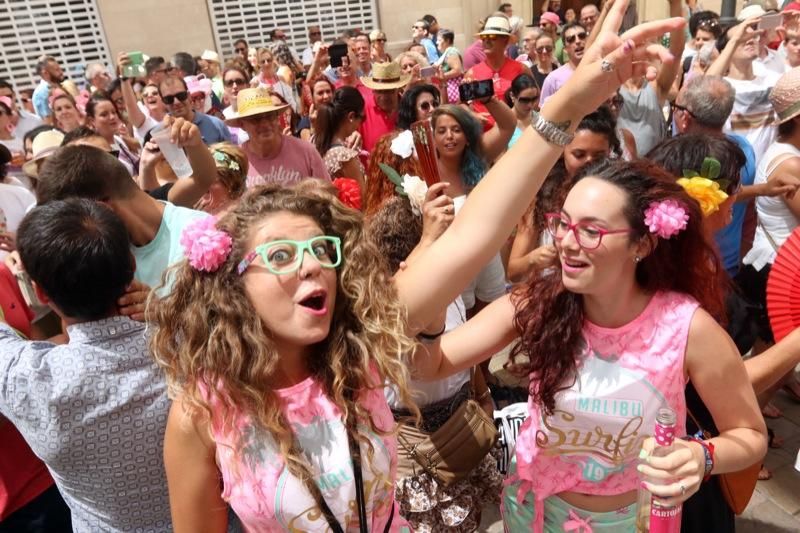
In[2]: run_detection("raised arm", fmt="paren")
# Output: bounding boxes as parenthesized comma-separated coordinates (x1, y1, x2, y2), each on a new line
(164, 117, 218, 207)
(654, 0, 686, 101)
(706, 18, 760, 77)
(479, 97, 517, 161)
(116, 52, 148, 129)
(395, 0, 686, 330)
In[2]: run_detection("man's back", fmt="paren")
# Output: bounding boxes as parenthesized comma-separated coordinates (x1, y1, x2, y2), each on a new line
(0, 316, 172, 532)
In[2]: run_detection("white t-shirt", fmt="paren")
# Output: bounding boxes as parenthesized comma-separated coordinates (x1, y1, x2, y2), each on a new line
(743, 142, 800, 271)
(453, 195, 508, 309)
(723, 71, 780, 166)
(0, 182, 36, 261)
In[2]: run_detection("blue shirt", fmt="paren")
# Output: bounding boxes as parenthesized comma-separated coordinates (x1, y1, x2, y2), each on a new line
(421, 38, 440, 64)
(714, 134, 756, 276)
(133, 201, 207, 294)
(192, 111, 231, 145)
(32, 80, 52, 118)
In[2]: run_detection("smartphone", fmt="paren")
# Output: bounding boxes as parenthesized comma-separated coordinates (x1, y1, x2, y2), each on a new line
(459, 80, 495, 103)
(419, 66, 437, 78)
(123, 50, 146, 79)
(329, 43, 349, 68)
(15, 271, 44, 308)
(759, 13, 782, 32)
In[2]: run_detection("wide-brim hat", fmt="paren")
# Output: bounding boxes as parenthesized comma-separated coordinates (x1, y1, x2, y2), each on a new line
(22, 129, 65, 177)
(225, 88, 290, 128)
(770, 67, 800, 124)
(360, 62, 411, 91)
(477, 15, 514, 37)
(201, 49, 220, 63)
(738, 4, 766, 20)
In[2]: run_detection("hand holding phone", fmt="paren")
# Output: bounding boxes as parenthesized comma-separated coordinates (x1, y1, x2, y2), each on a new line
(122, 51, 145, 79)
(329, 43, 349, 68)
(759, 13, 782, 32)
(419, 66, 437, 79)
(459, 80, 494, 103)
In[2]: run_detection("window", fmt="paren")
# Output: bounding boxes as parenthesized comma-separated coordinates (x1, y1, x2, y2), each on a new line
(206, 0, 379, 58)
(0, 0, 111, 92)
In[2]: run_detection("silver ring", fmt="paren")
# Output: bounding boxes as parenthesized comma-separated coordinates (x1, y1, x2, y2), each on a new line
(679, 484, 686, 495)
(600, 59, 615, 73)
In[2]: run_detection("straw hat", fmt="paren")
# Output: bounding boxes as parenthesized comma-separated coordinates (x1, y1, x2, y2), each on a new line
(770, 67, 800, 124)
(360, 62, 411, 91)
(477, 15, 514, 37)
(224, 88, 290, 128)
(738, 4, 766, 20)
(200, 50, 220, 64)
(22, 129, 65, 177)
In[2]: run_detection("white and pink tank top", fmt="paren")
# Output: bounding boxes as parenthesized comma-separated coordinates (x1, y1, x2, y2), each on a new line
(202, 373, 408, 532)
(505, 291, 697, 532)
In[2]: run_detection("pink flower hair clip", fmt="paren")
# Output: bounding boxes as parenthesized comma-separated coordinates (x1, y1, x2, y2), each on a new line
(644, 199, 689, 239)
(180, 216, 233, 272)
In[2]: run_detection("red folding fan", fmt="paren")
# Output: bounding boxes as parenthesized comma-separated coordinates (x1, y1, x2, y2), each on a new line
(767, 227, 800, 342)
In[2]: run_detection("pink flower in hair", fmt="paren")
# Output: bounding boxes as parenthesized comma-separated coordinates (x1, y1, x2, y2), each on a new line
(180, 216, 232, 272)
(644, 199, 689, 239)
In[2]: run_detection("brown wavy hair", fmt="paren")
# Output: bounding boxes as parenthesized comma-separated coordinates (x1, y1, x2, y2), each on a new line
(150, 183, 418, 483)
(508, 159, 726, 415)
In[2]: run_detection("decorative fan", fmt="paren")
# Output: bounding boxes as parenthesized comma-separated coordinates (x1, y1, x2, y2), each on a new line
(766, 227, 800, 342)
(410, 119, 440, 186)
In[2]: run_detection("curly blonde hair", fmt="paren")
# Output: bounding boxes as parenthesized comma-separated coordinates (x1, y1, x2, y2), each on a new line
(150, 183, 419, 484)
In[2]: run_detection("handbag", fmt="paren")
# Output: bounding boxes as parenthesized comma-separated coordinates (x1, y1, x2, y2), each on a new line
(396, 396, 498, 486)
(687, 408, 760, 515)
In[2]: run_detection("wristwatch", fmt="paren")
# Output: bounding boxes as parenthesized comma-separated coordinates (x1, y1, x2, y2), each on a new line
(530, 110, 574, 147)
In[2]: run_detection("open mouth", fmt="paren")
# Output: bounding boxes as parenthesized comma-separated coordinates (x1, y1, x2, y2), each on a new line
(298, 290, 328, 314)
(562, 256, 589, 273)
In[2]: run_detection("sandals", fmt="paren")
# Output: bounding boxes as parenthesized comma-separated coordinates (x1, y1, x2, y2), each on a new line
(762, 402, 783, 419)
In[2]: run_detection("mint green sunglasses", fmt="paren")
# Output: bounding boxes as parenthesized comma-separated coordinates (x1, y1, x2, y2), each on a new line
(237, 236, 342, 275)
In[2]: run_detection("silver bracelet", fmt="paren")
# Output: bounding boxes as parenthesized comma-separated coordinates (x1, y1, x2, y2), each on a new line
(530, 110, 573, 147)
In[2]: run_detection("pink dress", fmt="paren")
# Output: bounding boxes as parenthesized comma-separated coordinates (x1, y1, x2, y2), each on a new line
(502, 291, 697, 532)
(203, 374, 409, 532)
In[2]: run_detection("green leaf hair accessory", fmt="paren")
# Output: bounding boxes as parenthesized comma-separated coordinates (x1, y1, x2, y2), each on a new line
(213, 150, 241, 172)
(681, 157, 729, 192)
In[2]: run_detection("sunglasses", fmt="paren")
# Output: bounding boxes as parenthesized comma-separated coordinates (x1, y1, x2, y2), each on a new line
(412, 25, 425, 30)
(190, 94, 206, 102)
(697, 19, 719, 30)
(536, 45, 554, 53)
(419, 100, 439, 111)
(235, 47, 247, 53)
(237, 236, 342, 275)
(480, 34, 498, 42)
(565, 31, 588, 44)
(162, 91, 189, 105)
(375, 38, 387, 42)
(310, 31, 321, 36)
(516, 96, 538, 104)
(224, 78, 248, 88)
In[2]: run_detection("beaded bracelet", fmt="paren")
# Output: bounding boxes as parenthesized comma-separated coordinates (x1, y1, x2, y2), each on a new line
(682, 436, 715, 482)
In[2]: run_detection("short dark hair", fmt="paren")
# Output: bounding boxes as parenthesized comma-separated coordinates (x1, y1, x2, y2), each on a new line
(354, 32, 371, 44)
(233, 38, 248, 48)
(36, 145, 137, 204)
(61, 125, 104, 146)
(562, 21, 587, 38)
(172, 52, 197, 75)
(159, 75, 188, 95)
(0, 78, 13, 94)
(17, 199, 134, 321)
(35, 55, 55, 77)
(498, 3, 512, 12)
(397, 84, 438, 130)
(422, 14, 437, 26)
(439, 29, 455, 45)
(145, 56, 166, 76)
(689, 10, 721, 38)
(716, 23, 737, 52)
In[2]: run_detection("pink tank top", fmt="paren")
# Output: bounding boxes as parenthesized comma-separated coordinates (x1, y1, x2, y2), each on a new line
(202, 373, 408, 532)
(506, 291, 696, 532)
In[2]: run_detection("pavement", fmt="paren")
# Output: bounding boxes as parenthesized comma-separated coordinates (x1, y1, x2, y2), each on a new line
(476, 349, 800, 532)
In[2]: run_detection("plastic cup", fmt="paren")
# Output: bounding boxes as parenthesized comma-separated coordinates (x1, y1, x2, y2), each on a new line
(150, 126, 193, 179)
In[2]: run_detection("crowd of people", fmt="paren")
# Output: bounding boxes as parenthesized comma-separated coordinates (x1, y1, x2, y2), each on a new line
(1, 0, 800, 532)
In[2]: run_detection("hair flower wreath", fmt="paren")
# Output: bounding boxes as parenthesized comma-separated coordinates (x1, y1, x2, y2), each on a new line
(644, 199, 689, 239)
(379, 163, 428, 216)
(677, 157, 729, 217)
(213, 150, 241, 172)
(180, 216, 232, 272)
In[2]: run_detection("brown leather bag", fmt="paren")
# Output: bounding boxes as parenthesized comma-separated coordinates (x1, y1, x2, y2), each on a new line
(687, 409, 760, 515)
(396, 398, 498, 486)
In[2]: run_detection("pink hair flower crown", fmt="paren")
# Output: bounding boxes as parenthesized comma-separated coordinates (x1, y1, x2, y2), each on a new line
(644, 199, 689, 239)
(180, 216, 233, 272)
